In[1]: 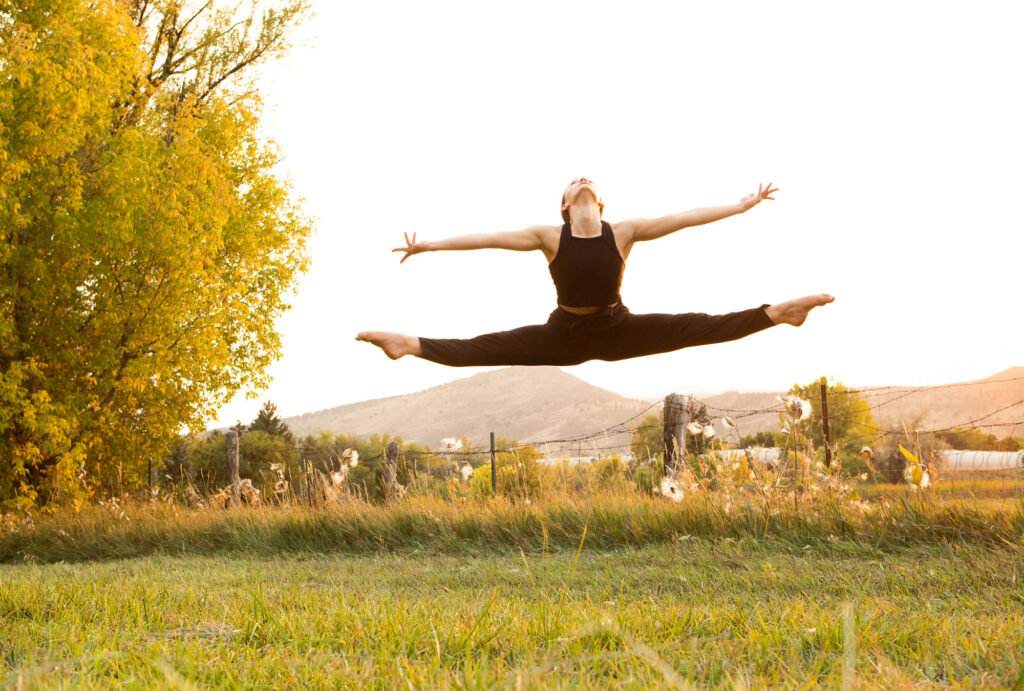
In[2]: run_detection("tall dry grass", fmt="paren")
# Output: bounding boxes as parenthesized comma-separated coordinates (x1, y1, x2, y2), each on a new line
(3, 487, 1022, 564)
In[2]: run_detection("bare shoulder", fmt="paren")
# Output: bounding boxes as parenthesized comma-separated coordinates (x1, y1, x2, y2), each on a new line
(609, 219, 638, 260)
(610, 218, 640, 239)
(522, 223, 560, 256)
(526, 223, 561, 238)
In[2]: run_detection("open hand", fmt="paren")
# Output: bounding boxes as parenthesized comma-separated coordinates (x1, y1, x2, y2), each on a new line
(739, 182, 778, 211)
(392, 232, 426, 263)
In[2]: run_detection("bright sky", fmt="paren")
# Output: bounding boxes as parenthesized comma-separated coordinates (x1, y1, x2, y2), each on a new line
(215, 0, 1023, 428)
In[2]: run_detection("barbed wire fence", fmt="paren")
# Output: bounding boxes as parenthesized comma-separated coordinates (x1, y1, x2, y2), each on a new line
(213, 376, 1024, 506)
(347, 374, 1024, 503)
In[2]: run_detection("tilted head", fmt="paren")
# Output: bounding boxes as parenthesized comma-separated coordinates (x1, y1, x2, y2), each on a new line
(560, 177, 604, 224)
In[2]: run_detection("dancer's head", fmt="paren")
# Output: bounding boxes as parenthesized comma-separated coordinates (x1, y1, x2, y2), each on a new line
(560, 177, 604, 224)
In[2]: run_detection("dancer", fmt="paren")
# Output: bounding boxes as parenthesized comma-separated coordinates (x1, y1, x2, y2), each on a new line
(357, 179, 833, 366)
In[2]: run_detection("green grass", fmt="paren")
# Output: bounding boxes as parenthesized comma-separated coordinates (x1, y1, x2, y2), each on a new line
(2, 490, 1024, 688)
(860, 472, 1024, 507)
(2, 539, 1023, 688)
(4, 491, 1024, 565)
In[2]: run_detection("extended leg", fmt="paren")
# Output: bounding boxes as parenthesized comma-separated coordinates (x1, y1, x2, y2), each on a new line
(416, 322, 585, 367)
(594, 307, 773, 361)
(357, 294, 834, 365)
(594, 294, 832, 361)
(357, 322, 584, 367)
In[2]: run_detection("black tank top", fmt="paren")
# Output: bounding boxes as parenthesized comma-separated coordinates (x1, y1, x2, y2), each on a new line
(548, 221, 624, 307)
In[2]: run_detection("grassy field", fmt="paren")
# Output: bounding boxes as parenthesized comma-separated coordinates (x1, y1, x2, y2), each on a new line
(2, 491, 1024, 688)
(2, 537, 1023, 688)
(861, 472, 1024, 508)
(5, 485, 1024, 564)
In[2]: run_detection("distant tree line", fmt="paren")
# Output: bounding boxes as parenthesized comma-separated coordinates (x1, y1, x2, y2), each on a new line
(628, 377, 1022, 484)
(160, 402, 554, 503)
(934, 427, 1023, 452)
(162, 402, 418, 503)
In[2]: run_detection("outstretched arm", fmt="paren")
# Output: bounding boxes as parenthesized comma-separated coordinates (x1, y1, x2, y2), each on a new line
(622, 183, 778, 244)
(392, 226, 553, 263)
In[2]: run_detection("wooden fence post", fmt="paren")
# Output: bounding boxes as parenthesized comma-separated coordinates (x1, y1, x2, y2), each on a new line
(385, 441, 399, 503)
(820, 382, 833, 468)
(490, 432, 497, 494)
(225, 430, 240, 506)
(663, 394, 685, 474)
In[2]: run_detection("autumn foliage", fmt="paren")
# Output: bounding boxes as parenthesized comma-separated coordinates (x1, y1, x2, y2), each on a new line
(0, 0, 311, 507)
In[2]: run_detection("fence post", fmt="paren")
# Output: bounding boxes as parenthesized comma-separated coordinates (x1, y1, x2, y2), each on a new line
(385, 441, 398, 503)
(225, 430, 240, 506)
(490, 432, 497, 494)
(663, 393, 685, 474)
(820, 382, 833, 469)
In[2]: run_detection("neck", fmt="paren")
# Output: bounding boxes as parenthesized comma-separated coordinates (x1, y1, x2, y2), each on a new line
(569, 200, 602, 236)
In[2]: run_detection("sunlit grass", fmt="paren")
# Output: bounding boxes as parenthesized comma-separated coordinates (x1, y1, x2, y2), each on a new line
(2, 539, 1022, 688)
(3, 489, 1023, 564)
(3, 488, 1022, 687)
(859, 472, 1024, 508)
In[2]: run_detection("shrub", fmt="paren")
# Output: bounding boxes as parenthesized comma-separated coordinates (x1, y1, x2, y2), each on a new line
(876, 434, 948, 484)
(591, 455, 635, 492)
(468, 448, 542, 501)
(629, 455, 664, 496)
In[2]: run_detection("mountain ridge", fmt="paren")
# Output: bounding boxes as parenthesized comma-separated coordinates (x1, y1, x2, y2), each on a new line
(697, 367, 1024, 437)
(285, 366, 650, 449)
(283, 367, 1024, 447)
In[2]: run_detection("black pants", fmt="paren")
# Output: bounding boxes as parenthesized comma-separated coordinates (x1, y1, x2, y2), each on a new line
(418, 302, 775, 367)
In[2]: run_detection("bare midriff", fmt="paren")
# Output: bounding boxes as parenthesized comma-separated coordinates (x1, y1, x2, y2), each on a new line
(558, 302, 618, 315)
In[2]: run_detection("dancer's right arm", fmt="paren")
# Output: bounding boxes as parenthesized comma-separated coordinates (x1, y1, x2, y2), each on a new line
(393, 226, 555, 263)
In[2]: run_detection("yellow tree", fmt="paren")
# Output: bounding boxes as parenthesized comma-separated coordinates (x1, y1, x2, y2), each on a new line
(788, 377, 878, 455)
(629, 414, 662, 462)
(0, 0, 311, 507)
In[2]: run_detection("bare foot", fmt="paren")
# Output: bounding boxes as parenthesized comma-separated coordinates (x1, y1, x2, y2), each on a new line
(355, 331, 422, 359)
(765, 294, 834, 326)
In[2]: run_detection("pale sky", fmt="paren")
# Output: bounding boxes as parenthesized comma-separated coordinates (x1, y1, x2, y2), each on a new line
(214, 0, 1023, 429)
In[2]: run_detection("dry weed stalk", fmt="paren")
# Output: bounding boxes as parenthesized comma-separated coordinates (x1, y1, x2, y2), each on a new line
(657, 404, 865, 515)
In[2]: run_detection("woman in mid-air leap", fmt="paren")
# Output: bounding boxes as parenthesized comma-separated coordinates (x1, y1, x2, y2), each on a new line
(357, 179, 833, 366)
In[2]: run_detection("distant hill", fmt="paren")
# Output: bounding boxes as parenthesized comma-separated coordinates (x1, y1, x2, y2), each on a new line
(283, 366, 1024, 452)
(866, 366, 1024, 432)
(697, 367, 1024, 437)
(284, 367, 651, 451)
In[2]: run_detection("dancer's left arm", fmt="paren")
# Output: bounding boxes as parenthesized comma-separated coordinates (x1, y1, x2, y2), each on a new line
(622, 183, 778, 244)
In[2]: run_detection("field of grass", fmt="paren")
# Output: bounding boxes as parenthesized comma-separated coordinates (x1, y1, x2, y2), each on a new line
(861, 471, 1024, 508)
(4, 488, 1024, 564)
(3, 493, 1024, 688)
(3, 539, 1023, 688)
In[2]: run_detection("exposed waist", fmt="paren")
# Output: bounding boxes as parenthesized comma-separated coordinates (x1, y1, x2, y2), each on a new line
(547, 301, 629, 332)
